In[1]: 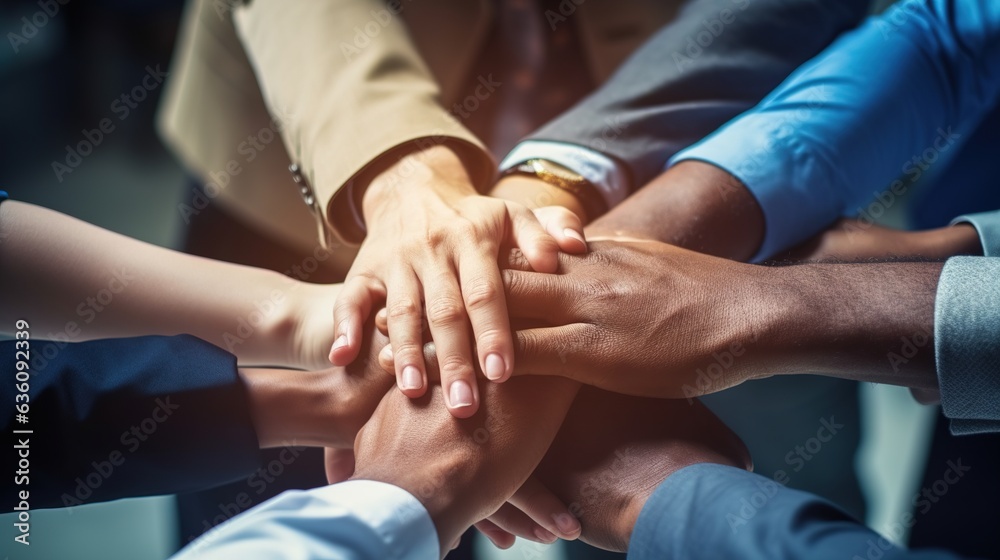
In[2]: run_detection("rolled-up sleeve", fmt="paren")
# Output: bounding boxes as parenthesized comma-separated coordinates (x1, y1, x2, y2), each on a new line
(672, 0, 1000, 261)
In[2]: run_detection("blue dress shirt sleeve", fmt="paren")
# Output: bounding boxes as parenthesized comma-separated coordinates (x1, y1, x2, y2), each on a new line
(172, 480, 439, 560)
(934, 256, 1000, 435)
(670, 0, 1000, 261)
(629, 463, 963, 560)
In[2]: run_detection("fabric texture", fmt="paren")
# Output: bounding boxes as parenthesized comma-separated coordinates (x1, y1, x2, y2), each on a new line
(172, 480, 439, 560)
(1, 335, 259, 509)
(935, 256, 1000, 435)
(672, 0, 1000, 261)
(629, 463, 964, 560)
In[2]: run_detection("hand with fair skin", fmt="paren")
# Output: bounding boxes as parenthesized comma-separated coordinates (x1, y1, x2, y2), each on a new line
(329, 145, 587, 418)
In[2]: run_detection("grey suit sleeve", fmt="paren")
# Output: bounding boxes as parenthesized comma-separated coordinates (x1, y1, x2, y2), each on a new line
(522, 0, 870, 189)
(935, 256, 1000, 435)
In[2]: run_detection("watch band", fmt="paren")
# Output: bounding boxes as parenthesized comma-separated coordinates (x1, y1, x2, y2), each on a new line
(506, 159, 607, 220)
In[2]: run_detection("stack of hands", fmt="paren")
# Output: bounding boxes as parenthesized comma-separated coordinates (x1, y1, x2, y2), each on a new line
(255, 150, 975, 554)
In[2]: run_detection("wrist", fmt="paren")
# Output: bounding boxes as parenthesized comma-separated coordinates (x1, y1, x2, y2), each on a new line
(491, 175, 588, 221)
(940, 223, 984, 256)
(240, 368, 342, 449)
(362, 145, 478, 224)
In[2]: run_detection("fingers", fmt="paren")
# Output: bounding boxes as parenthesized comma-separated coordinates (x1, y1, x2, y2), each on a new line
(385, 268, 428, 398)
(459, 252, 514, 383)
(375, 308, 388, 335)
(486, 503, 558, 544)
(532, 206, 587, 254)
(323, 448, 356, 484)
(330, 275, 384, 366)
(512, 325, 593, 379)
(422, 267, 479, 417)
(507, 476, 582, 541)
(503, 269, 573, 324)
(474, 519, 516, 549)
(508, 204, 561, 273)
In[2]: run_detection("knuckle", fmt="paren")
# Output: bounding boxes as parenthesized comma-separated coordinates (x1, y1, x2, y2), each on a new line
(427, 297, 465, 326)
(387, 298, 421, 321)
(463, 278, 501, 310)
(438, 355, 474, 378)
(475, 328, 509, 352)
(392, 343, 424, 364)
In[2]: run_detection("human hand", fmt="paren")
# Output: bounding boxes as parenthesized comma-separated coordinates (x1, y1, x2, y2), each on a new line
(503, 239, 772, 398)
(776, 219, 982, 263)
(531, 387, 751, 551)
(351, 373, 579, 555)
(330, 145, 586, 418)
(244, 320, 394, 449)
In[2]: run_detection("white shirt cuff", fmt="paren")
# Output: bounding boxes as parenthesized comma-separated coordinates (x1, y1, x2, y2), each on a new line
(501, 140, 631, 208)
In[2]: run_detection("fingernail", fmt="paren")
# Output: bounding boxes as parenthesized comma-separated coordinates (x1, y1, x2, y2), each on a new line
(563, 228, 586, 245)
(449, 380, 474, 408)
(534, 526, 557, 543)
(331, 334, 348, 352)
(380, 344, 394, 362)
(485, 353, 506, 381)
(401, 366, 422, 390)
(553, 513, 581, 536)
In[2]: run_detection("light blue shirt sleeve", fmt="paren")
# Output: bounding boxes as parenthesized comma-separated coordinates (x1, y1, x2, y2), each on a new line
(500, 141, 631, 208)
(935, 256, 1000, 435)
(629, 463, 962, 560)
(171, 480, 439, 560)
(670, 0, 1000, 261)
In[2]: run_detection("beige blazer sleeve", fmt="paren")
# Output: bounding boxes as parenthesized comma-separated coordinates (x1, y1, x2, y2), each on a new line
(231, 0, 494, 245)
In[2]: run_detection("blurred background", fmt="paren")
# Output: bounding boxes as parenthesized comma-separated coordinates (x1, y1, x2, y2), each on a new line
(0, 0, 990, 559)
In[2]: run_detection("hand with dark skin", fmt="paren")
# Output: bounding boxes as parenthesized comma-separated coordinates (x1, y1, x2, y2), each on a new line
(504, 239, 944, 398)
(535, 387, 751, 551)
(351, 375, 579, 557)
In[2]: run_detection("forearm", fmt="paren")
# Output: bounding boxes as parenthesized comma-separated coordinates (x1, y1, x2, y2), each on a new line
(587, 161, 764, 260)
(0, 201, 310, 367)
(744, 261, 942, 389)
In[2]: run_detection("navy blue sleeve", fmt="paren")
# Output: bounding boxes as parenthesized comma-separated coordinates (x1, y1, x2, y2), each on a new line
(629, 464, 966, 560)
(2, 335, 261, 510)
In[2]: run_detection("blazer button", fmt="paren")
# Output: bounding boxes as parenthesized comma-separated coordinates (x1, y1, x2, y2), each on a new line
(289, 163, 316, 206)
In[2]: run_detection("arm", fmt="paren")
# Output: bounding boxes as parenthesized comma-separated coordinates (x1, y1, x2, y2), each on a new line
(0, 199, 335, 370)
(2, 327, 394, 510)
(631, 464, 962, 560)
(669, 0, 1000, 260)
(229, 0, 494, 246)
(495, 0, 869, 215)
(2, 335, 258, 509)
(506, 241, 944, 397)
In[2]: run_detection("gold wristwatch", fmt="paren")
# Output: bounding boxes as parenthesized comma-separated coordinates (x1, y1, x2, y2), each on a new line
(504, 159, 607, 220)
